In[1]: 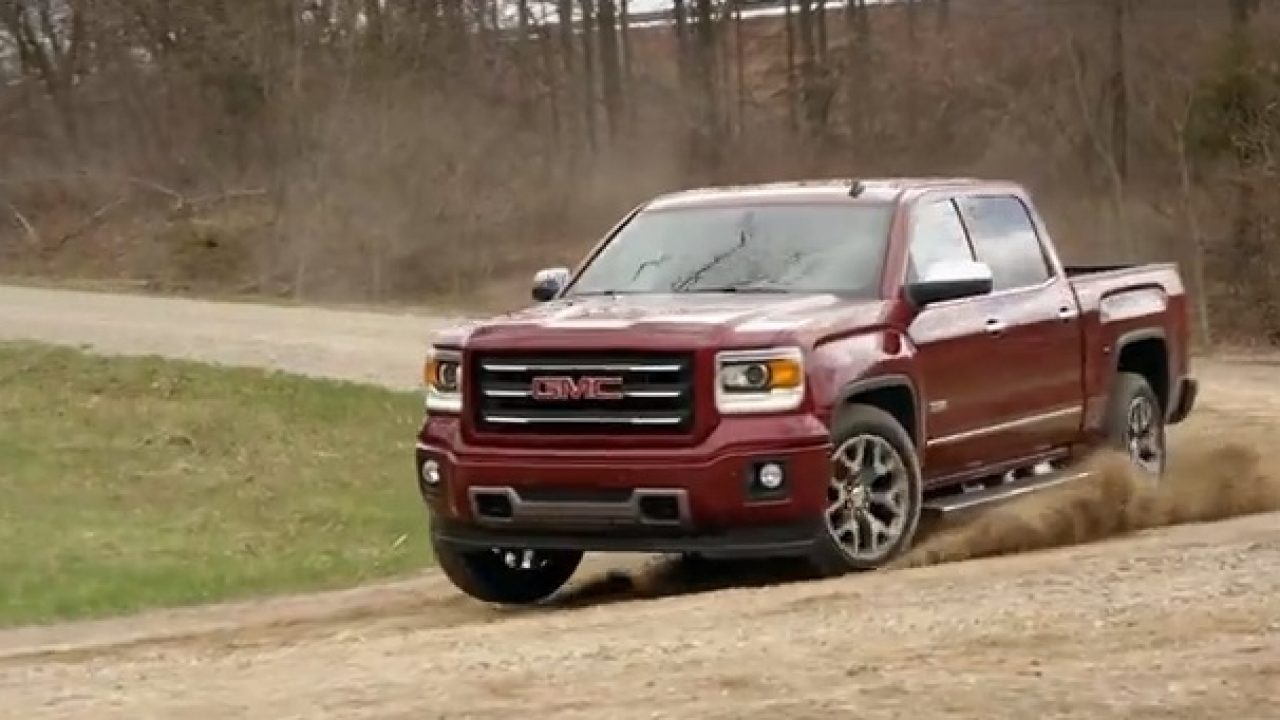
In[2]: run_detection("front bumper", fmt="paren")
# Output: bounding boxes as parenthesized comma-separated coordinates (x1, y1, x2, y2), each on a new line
(431, 517, 821, 558)
(415, 413, 832, 553)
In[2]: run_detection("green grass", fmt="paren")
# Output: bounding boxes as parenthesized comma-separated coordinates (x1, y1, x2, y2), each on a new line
(0, 343, 430, 627)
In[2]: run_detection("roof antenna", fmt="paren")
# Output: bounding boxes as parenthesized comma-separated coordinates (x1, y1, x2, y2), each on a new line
(849, 180, 866, 198)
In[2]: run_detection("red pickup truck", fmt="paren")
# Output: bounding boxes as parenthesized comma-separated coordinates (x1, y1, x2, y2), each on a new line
(416, 178, 1197, 605)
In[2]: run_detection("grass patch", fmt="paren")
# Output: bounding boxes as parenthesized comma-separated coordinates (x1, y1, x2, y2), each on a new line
(0, 342, 429, 627)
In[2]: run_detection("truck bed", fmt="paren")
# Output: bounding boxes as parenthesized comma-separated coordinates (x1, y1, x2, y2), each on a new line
(1062, 261, 1191, 431)
(1065, 262, 1184, 303)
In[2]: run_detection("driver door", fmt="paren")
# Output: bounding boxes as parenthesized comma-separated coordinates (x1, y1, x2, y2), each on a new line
(904, 198, 1003, 483)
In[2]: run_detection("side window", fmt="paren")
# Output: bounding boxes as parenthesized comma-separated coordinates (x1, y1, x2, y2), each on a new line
(908, 200, 974, 281)
(957, 196, 1052, 291)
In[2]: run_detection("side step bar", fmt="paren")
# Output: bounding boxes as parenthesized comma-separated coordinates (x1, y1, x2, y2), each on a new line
(922, 467, 1092, 515)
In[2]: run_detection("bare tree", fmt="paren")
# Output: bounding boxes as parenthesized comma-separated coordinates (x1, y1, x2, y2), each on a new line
(598, 0, 623, 139)
(784, 0, 798, 132)
(620, 0, 634, 125)
(0, 0, 90, 148)
(1109, 0, 1131, 182)
(580, 0, 600, 151)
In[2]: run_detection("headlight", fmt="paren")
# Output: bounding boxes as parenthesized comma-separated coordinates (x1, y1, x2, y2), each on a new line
(715, 347, 806, 414)
(424, 347, 462, 413)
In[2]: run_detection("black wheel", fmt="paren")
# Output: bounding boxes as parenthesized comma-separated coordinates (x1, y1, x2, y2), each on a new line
(1103, 372, 1167, 478)
(809, 405, 924, 576)
(431, 528, 582, 605)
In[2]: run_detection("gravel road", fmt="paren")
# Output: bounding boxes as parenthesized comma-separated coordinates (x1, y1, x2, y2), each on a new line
(1, 284, 1278, 720)
(0, 284, 458, 389)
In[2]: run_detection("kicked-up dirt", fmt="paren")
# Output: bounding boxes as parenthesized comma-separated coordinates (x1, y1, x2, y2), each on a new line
(1, 284, 1279, 719)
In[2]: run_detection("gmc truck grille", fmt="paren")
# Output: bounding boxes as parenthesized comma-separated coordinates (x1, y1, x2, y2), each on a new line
(472, 352, 695, 433)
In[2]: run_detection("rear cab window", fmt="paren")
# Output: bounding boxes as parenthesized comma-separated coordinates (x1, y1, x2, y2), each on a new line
(955, 195, 1053, 291)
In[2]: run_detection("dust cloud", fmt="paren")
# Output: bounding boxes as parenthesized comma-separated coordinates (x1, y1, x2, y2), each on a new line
(557, 440, 1280, 605)
(896, 440, 1280, 569)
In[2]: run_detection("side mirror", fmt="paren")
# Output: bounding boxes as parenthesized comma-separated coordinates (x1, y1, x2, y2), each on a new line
(531, 267, 571, 302)
(906, 260, 994, 307)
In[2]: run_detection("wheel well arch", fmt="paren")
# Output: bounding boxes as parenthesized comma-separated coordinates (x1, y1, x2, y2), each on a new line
(1115, 330, 1170, 412)
(836, 375, 921, 446)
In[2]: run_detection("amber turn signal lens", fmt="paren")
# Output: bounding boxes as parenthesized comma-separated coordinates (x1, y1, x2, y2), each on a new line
(424, 357, 461, 392)
(424, 357, 441, 388)
(767, 358, 802, 389)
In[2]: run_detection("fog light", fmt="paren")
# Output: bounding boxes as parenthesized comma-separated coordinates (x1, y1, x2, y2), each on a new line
(758, 462, 785, 490)
(421, 459, 442, 486)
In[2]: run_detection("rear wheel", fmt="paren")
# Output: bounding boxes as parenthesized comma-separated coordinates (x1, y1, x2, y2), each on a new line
(809, 405, 923, 576)
(431, 529, 582, 605)
(1103, 372, 1166, 478)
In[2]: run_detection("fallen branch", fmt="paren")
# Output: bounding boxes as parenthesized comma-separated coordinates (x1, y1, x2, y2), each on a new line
(4, 201, 41, 246)
(51, 195, 130, 251)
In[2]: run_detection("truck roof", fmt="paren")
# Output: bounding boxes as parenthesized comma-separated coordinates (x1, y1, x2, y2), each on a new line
(645, 177, 998, 211)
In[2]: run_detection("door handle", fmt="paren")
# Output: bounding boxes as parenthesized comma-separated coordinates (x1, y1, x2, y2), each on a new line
(1057, 306, 1077, 321)
(984, 318, 1007, 336)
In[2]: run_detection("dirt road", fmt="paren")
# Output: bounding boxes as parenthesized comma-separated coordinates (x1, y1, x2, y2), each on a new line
(2, 284, 1278, 719)
(0, 284, 458, 389)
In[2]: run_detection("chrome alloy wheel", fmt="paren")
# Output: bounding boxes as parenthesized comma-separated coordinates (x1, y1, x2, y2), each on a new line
(492, 548, 553, 571)
(1125, 395, 1164, 475)
(825, 434, 912, 563)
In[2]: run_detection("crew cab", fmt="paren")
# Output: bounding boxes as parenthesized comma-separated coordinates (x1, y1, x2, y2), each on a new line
(416, 178, 1197, 605)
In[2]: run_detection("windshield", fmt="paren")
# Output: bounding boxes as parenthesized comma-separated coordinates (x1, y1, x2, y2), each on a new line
(566, 203, 894, 296)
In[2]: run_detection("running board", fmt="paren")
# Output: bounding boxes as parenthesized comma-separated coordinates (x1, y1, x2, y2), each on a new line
(922, 468, 1092, 515)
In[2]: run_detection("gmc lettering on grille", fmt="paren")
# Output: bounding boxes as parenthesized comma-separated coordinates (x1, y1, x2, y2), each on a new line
(530, 376, 625, 401)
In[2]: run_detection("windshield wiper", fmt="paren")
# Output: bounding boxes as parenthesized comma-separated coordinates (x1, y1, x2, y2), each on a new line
(680, 285, 791, 294)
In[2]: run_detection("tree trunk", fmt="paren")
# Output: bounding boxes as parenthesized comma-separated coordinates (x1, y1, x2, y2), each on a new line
(693, 0, 719, 163)
(363, 0, 384, 48)
(843, 0, 871, 144)
(557, 0, 578, 146)
(1225, 0, 1275, 339)
(1173, 109, 1213, 347)
(621, 0, 635, 126)
(784, 0, 798, 133)
(735, 0, 746, 137)
(796, 0, 819, 134)
(580, 0, 600, 151)
(674, 0, 690, 90)
(538, 14, 564, 148)
(1109, 0, 1129, 183)
(598, 0, 624, 139)
(816, 0, 828, 64)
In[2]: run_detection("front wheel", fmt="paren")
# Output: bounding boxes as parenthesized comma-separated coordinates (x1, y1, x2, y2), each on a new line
(432, 528, 582, 605)
(809, 405, 924, 576)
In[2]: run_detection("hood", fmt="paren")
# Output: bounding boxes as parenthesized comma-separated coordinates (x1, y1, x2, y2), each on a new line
(434, 293, 892, 351)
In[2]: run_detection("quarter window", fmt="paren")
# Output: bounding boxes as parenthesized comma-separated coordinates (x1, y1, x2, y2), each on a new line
(957, 196, 1052, 290)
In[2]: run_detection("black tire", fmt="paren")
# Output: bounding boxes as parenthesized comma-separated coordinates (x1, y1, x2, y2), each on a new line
(808, 405, 924, 576)
(431, 528, 582, 605)
(1103, 372, 1167, 478)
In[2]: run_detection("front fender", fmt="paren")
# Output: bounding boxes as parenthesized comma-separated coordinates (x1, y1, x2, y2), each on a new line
(809, 329, 923, 432)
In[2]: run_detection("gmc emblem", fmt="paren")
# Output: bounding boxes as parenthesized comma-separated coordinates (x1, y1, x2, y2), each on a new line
(530, 376, 624, 401)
